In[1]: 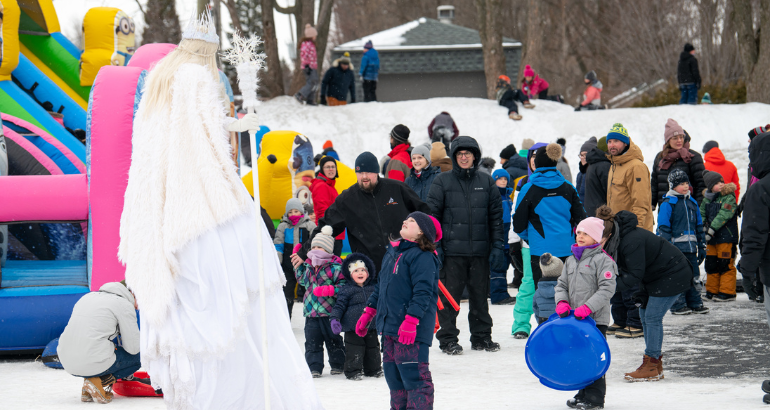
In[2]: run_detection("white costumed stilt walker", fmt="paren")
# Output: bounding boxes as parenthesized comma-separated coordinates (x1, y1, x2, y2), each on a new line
(118, 12, 324, 410)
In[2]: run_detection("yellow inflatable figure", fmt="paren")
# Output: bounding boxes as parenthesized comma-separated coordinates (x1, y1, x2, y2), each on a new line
(80, 8, 135, 86)
(0, 0, 20, 81)
(333, 159, 356, 195)
(242, 131, 316, 220)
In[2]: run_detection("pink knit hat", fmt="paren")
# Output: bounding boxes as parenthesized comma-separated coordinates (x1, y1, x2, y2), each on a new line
(664, 118, 684, 143)
(523, 64, 535, 77)
(576, 217, 605, 244)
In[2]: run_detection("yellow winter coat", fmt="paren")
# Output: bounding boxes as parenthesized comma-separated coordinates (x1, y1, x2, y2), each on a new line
(607, 141, 654, 232)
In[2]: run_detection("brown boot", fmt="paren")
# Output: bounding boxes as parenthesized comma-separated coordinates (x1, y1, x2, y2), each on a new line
(81, 383, 93, 402)
(624, 355, 662, 382)
(84, 377, 113, 403)
(509, 112, 523, 120)
(657, 355, 664, 379)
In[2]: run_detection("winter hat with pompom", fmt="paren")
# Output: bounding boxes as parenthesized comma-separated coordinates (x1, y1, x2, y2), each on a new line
(311, 226, 335, 254)
(703, 170, 724, 192)
(408, 211, 442, 243)
(539, 253, 564, 278)
(597, 136, 608, 152)
(607, 123, 630, 146)
(304, 24, 317, 38)
(749, 125, 769, 141)
(521, 138, 535, 151)
(523, 65, 535, 77)
(534, 143, 562, 169)
(667, 169, 690, 190)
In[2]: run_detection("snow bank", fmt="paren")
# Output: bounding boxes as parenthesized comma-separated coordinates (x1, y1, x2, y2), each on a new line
(258, 97, 767, 190)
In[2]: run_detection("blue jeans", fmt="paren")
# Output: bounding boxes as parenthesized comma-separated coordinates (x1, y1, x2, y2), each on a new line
(639, 295, 679, 358)
(670, 252, 703, 311)
(80, 346, 141, 380)
(490, 252, 513, 303)
(679, 84, 698, 105)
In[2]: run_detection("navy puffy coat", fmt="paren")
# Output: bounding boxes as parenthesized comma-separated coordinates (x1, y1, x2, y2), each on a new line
(330, 253, 377, 332)
(656, 192, 705, 254)
(533, 277, 557, 319)
(406, 165, 440, 202)
(367, 241, 439, 346)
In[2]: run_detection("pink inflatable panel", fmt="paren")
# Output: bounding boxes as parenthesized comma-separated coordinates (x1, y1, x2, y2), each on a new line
(2, 113, 86, 173)
(88, 66, 144, 291)
(0, 175, 87, 222)
(2, 127, 63, 175)
(127, 43, 176, 70)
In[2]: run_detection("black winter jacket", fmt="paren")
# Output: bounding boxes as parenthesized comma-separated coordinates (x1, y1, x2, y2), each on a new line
(427, 136, 504, 257)
(651, 149, 706, 207)
(330, 253, 377, 332)
(406, 165, 440, 202)
(583, 147, 611, 218)
(610, 211, 692, 297)
(739, 132, 770, 285)
(503, 155, 528, 184)
(300, 178, 430, 272)
(321, 64, 355, 102)
(677, 52, 701, 87)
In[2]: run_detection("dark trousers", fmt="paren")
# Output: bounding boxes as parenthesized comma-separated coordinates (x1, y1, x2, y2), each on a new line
(502, 89, 530, 114)
(679, 83, 698, 105)
(333, 239, 343, 257)
(304, 317, 345, 373)
(281, 256, 297, 318)
(80, 346, 141, 380)
(610, 286, 642, 328)
(670, 252, 704, 311)
(490, 252, 513, 303)
(343, 329, 382, 377)
(574, 325, 607, 405)
(363, 80, 377, 102)
(382, 335, 434, 410)
(437, 256, 493, 346)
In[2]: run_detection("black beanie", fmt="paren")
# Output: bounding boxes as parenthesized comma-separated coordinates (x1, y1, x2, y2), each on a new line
(749, 125, 768, 141)
(702, 140, 719, 154)
(355, 152, 380, 173)
(703, 170, 724, 192)
(318, 156, 338, 179)
(684, 43, 694, 52)
(391, 124, 410, 144)
(534, 143, 562, 169)
(499, 144, 517, 160)
(667, 169, 690, 190)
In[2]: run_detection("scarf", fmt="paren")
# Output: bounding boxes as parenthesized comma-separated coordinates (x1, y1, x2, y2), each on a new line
(288, 215, 302, 225)
(658, 142, 693, 170)
(307, 249, 336, 266)
(571, 243, 599, 261)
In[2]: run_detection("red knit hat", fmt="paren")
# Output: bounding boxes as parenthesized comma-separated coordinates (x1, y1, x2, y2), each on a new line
(323, 140, 334, 150)
(498, 75, 511, 84)
(523, 65, 535, 77)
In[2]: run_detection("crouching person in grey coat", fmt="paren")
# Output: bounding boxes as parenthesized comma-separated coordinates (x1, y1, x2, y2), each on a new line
(58, 282, 141, 403)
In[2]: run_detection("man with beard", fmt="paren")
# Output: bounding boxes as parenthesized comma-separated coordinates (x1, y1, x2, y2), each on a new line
(299, 152, 430, 271)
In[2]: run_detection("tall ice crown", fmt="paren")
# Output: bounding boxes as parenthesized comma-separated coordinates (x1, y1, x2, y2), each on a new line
(182, 9, 219, 45)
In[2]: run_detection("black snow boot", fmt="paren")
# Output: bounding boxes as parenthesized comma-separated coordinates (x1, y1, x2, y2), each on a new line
(762, 380, 770, 393)
(471, 337, 500, 352)
(440, 342, 464, 356)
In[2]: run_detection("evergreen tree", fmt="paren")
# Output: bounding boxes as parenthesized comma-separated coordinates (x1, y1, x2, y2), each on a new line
(142, 0, 182, 45)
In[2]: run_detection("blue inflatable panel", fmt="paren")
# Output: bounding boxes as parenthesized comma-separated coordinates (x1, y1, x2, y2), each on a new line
(0, 288, 87, 351)
(525, 311, 611, 391)
(42, 337, 63, 369)
(51, 33, 83, 61)
(1, 260, 87, 288)
(13, 54, 87, 131)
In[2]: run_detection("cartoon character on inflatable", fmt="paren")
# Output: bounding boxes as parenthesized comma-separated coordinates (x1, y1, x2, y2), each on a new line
(80, 8, 136, 86)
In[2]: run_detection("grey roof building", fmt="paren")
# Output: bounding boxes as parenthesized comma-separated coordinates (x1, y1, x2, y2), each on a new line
(331, 10, 522, 103)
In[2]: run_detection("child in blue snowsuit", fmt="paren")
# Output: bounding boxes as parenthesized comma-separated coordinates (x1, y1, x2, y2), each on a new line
(329, 253, 383, 380)
(491, 169, 516, 304)
(656, 169, 708, 315)
(356, 212, 440, 410)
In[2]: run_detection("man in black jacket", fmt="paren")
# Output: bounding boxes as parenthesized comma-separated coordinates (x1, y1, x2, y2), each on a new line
(583, 138, 611, 217)
(677, 43, 701, 105)
(428, 136, 506, 355)
(320, 54, 355, 106)
(299, 152, 429, 272)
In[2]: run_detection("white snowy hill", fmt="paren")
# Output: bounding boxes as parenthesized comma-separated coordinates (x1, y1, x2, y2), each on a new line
(258, 96, 767, 189)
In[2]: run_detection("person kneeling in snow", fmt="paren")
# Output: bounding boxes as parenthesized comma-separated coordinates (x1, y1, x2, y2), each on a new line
(575, 71, 605, 111)
(496, 75, 534, 121)
(58, 282, 141, 404)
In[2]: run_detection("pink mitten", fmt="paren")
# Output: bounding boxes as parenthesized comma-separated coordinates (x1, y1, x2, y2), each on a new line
(356, 307, 377, 337)
(313, 285, 336, 297)
(398, 315, 420, 345)
(555, 301, 571, 318)
(574, 305, 592, 320)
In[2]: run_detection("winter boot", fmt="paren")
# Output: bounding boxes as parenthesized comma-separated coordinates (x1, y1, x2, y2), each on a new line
(471, 337, 500, 352)
(81, 384, 93, 402)
(615, 326, 644, 338)
(440, 341, 463, 355)
(762, 380, 770, 393)
(523, 102, 536, 109)
(715, 293, 736, 302)
(492, 296, 516, 305)
(509, 112, 522, 120)
(566, 398, 584, 408)
(330, 368, 344, 375)
(346, 371, 364, 381)
(84, 377, 113, 403)
(658, 355, 664, 379)
(606, 323, 623, 335)
(311, 370, 322, 378)
(691, 306, 710, 314)
(764, 394, 770, 404)
(512, 331, 529, 339)
(671, 307, 692, 315)
(577, 402, 604, 409)
(624, 355, 662, 382)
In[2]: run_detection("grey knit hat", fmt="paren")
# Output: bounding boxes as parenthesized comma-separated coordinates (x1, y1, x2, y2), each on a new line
(411, 144, 432, 166)
(311, 225, 335, 254)
(539, 253, 564, 278)
(703, 170, 724, 192)
(580, 137, 598, 153)
(285, 198, 304, 216)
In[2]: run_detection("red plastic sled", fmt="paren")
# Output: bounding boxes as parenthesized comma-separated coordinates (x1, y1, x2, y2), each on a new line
(112, 372, 163, 397)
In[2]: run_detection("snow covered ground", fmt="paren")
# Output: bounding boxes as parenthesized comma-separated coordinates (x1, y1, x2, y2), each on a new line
(3, 97, 770, 409)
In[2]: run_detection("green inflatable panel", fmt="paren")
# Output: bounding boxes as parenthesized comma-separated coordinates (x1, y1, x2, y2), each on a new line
(19, 34, 91, 101)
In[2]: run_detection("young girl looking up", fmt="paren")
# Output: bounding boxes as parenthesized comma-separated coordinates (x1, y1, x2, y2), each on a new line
(356, 212, 441, 410)
(554, 217, 617, 410)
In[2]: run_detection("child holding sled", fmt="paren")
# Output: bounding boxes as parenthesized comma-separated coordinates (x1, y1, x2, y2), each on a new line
(356, 212, 441, 409)
(329, 253, 383, 380)
(291, 225, 346, 377)
(554, 217, 617, 410)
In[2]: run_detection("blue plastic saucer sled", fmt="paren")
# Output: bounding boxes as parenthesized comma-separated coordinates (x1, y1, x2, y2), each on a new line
(524, 311, 611, 391)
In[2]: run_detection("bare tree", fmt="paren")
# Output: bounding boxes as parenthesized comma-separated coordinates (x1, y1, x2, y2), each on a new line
(261, 0, 286, 97)
(475, 0, 505, 99)
(142, 0, 182, 45)
(733, 0, 770, 102)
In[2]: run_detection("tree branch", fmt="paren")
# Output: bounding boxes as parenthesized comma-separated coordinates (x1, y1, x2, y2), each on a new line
(134, 0, 146, 16)
(274, 0, 298, 14)
(221, 0, 242, 33)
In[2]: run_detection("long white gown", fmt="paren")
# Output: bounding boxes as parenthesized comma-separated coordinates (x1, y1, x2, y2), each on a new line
(140, 200, 324, 409)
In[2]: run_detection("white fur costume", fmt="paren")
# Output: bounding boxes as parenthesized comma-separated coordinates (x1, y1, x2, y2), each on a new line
(119, 63, 324, 409)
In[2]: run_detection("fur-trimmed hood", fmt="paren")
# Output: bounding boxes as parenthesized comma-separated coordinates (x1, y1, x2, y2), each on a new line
(703, 182, 737, 198)
(341, 252, 377, 286)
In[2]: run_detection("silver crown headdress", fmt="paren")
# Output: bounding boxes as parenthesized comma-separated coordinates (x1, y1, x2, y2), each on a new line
(181, 9, 219, 45)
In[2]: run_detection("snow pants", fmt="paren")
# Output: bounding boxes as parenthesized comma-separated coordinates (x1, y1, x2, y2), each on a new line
(490, 252, 514, 303)
(705, 243, 736, 296)
(343, 329, 382, 377)
(382, 335, 434, 410)
(280, 253, 297, 318)
(304, 317, 345, 373)
(437, 256, 493, 346)
(501, 89, 529, 114)
(670, 252, 704, 311)
(363, 80, 377, 102)
(574, 325, 607, 405)
(298, 68, 318, 103)
(610, 286, 642, 328)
